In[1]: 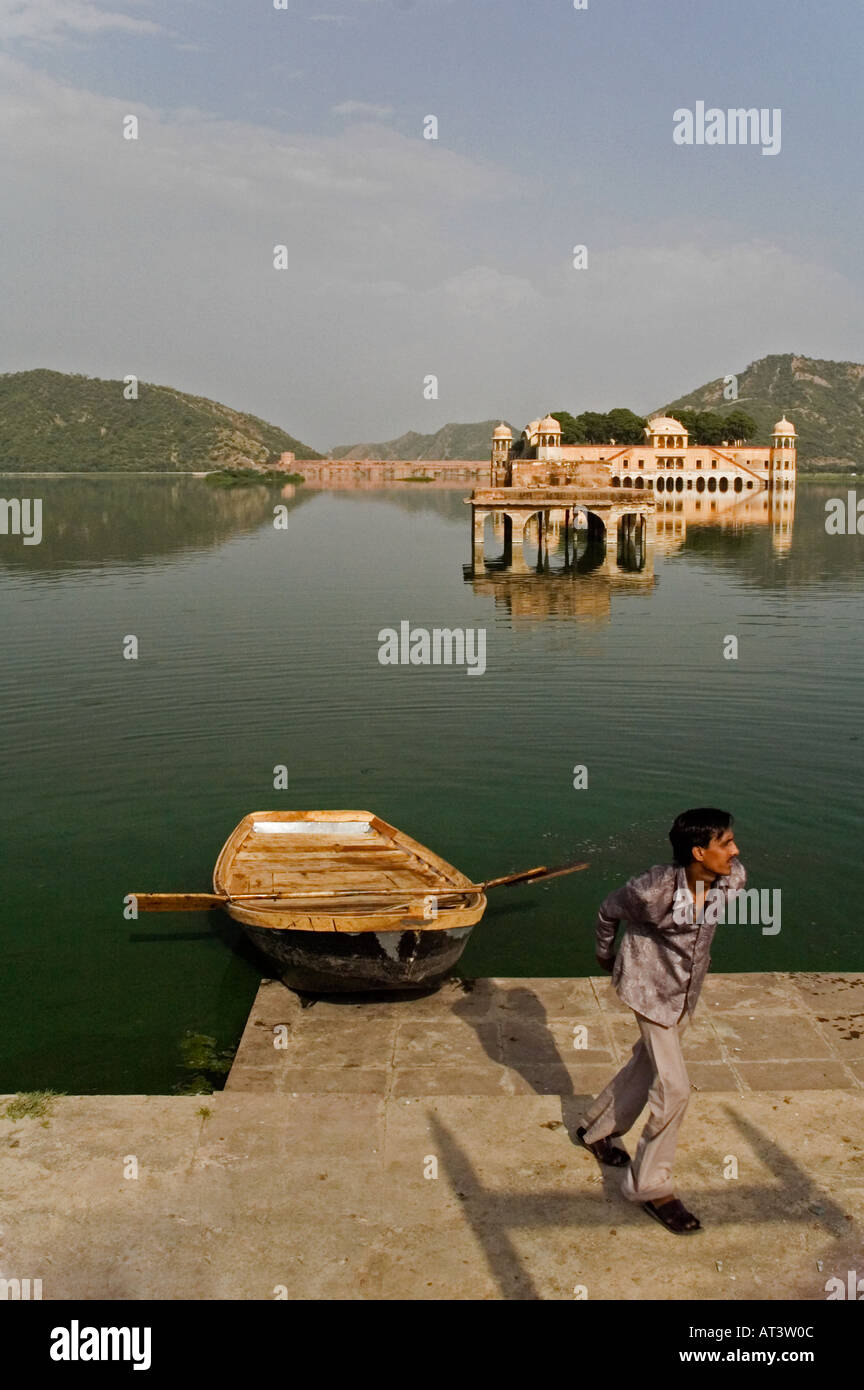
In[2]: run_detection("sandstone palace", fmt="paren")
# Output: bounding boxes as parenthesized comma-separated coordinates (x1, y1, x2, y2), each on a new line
(490, 413, 797, 498)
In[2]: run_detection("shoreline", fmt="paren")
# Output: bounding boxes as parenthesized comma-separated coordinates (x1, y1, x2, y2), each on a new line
(0, 470, 854, 480)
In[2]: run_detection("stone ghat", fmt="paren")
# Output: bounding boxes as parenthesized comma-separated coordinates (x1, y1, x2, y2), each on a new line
(3, 978, 861, 1301)
(2, 972, 861, 1300)
(227, 971, 864, 1097)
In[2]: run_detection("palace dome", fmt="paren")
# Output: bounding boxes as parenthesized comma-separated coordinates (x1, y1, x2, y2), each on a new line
(648, 414, 686, 433)
(493, 423, 512, 438)
(772, 416, 796, 435)
(538, 414, 561, 431)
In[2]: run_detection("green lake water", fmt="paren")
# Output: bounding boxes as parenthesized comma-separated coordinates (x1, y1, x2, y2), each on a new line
(0, 476, 862, 1092)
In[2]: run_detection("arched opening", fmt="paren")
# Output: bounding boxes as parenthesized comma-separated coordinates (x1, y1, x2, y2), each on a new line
(656, 476, 665, 492)
(521, 511, 545, 570)
(482, 511, 510, 568)
(623, 476, 633, 488)
(544, 508, 572, 574)
(734, 476, 743, 492)
(519, 510, 599, 573)
(719, 477, 729, 492)
(675, 476, 684, 493)
(616, 513, 647, 573)
(611, 476, 621, 488)
(574, 509, 607, 572)
(707, 477, 717, 493)
(696, 476, 705, 492)
(635, 477, 644, 488)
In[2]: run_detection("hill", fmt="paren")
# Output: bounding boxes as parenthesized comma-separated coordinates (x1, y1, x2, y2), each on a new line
(0, 370, 322, 472)
(331, 420, 501, 461)
(663, 354, 864, 468)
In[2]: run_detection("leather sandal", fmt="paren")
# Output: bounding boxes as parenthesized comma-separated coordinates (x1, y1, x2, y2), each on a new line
(642, 1197, 702, 1234)
(576, 1126, 631, 1167)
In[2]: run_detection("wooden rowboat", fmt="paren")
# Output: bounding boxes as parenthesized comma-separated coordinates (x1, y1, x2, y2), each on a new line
(212, 809, 487, 992)
(133, 813, 589, 994)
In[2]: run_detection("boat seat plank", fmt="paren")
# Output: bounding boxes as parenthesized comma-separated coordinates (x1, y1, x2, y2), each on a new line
(232, 862, 422, 879)
(230, 860, 442, 878)
(233, 850, 419, 868)
(238, 839, 398, 852)
(265, 874, 419, 892)
(255, 858, 442, 874)
(262, 883, 445, 898)
(233, 866, 445, 883)
(226, 872, 431, 890)
(236, 839, 410, 852)
(227, 868, 461, 890)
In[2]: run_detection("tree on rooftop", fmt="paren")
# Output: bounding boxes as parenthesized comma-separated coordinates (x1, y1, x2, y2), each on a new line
(674, 409, 727, 445)
(548, 409, 585, 444)
(606, 408, 647, 444)
(674, 409, 700, 438)
(722, 408, 758, 442)
(576, 411, 610, 443)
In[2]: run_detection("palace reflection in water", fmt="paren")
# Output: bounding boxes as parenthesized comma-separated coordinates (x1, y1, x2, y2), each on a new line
(464, 486, 796, 625)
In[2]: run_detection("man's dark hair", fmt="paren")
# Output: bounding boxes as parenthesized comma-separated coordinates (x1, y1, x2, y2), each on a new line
(669, 807, 733, 866)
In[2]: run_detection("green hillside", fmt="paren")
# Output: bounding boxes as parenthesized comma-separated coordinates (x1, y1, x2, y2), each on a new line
(664, 354, 864, 469)
(0, 370, 323, 472)
(331, 420, 500, 461)
(4, 355, 860, 474)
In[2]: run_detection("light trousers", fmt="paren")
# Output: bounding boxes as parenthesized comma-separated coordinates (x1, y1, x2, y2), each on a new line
(582, 1009, 692, 1203)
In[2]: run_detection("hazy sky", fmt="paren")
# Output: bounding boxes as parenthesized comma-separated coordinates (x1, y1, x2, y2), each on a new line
(2, 0, 862, 450)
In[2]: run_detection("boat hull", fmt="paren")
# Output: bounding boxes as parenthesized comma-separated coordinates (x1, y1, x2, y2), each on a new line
(235, 919, 475, 993)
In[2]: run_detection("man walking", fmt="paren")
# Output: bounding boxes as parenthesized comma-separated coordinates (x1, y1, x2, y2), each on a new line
(577, 808, 744, 1234)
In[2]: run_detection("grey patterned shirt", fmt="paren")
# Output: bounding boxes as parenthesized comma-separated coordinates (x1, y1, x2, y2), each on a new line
(595, 859, 747, 1026)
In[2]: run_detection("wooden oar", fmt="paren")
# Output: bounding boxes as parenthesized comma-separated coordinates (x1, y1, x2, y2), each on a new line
(130, 859, 589, 913)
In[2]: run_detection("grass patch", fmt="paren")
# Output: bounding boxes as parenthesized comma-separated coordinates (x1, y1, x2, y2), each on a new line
(3, 1090, 60, 1121)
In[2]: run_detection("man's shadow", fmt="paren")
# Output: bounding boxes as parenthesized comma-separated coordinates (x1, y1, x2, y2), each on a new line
(452, 980, 624, 1190)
